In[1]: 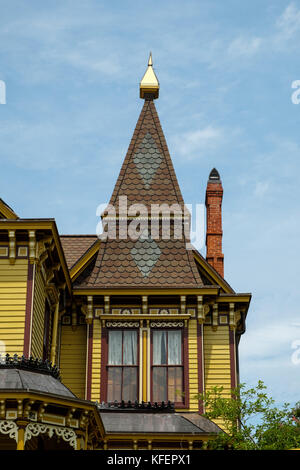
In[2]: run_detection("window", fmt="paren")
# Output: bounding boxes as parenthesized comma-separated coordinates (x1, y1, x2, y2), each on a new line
(152, 329, 183, 403)
(107, 330, 138, 402)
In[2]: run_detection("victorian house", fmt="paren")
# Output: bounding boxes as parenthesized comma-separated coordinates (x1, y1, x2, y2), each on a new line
(0, 56, 251, 450)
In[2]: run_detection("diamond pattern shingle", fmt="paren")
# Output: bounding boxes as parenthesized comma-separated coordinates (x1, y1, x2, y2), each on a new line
(75, 237, 202, 288)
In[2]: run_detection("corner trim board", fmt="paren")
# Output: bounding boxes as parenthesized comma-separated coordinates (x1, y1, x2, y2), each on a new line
(24, 263, 35, 357)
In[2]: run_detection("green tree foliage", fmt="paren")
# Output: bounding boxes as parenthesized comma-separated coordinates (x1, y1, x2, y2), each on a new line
(197, 381, 300, 450)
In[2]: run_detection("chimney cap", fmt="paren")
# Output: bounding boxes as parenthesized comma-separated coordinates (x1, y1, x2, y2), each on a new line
(208, 168, 221, 183)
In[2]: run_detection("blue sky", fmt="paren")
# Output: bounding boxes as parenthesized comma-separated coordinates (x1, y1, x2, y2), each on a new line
(1, 0, 300, 410)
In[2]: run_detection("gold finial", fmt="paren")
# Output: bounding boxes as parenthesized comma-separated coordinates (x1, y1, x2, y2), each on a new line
(140, 52, 159, 100)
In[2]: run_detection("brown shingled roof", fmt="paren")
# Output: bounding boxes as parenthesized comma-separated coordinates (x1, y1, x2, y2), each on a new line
(74, 98, 204, 289)
(75, 237, 203, 288)
(60, 235, 98, 270)
(109, 99, 185, 211)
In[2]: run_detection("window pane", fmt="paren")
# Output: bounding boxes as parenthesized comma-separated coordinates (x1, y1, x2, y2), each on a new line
(168, 367, 183, 402)
(123, 330, 137, 365)
(168, 330, 181, 365)
(153, 331, 167, 365)
(153, 367, 167, 402)
(123, 367, 137, 401)
(108, 330, 122, 365)
(107, 367, 122, 402)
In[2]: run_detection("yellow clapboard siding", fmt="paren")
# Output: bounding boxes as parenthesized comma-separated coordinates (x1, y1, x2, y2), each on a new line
(1, 339, 25, 345)
(204, 340, 230, 345)
(0, 283, 27, 289)
(204, 344, 230, 349)
(59, 325, 87, 399)
(0, 258, 28, 356)
(31, 268, 45, 359)
(0, 262, 27, 274)
(188, 319, 199, 411)
(206, 371, 231, 376)
(91, 319, 101, 402)
(0, 314, 28, 321)
(204, 325, 231, 430)
(0, 323, 25, 329)
(0, 329, 26, 335)
(204, 353, 230, 358)
(0, 305, 27, 311)
(0, 293, 27, 299)
(0, 277, 28, 283)
(0, 259, 28, 265)
(0, 299, 28, 306)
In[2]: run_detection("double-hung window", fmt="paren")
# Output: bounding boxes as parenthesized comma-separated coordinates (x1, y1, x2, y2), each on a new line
(107, 329, 138, 402)
(152, 329, 183, 403)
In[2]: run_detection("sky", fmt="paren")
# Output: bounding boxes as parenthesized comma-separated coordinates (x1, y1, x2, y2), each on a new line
(0, 0, 300, 411)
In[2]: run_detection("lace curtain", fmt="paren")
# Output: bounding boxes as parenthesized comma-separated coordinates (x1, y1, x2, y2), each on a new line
(153, 330, 181, 365)
(108, 330, 137, 365)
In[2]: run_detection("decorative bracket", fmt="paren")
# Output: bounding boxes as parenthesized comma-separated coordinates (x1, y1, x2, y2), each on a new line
(72, 303, 77, 327)
(142, 296, 148, 315)
(197, 296, 204, 323)
(229, 302, 236, 331)
(0, 401, 5, 419)
(17, 400, 23, 418)
(38, 403, 47, 421)
(180, 296, 186, 315)
(8, 230, 16, 264)
(24, 422, 77, 450)
(212, 303, 218, 331)
(104, 296, 110, 315)
(197, 296, 210, 324)
(0, 420, 18, 442)
(28, 230, 36, 264)
(24, 401, 35, 419)
(86, 296, 93, 324)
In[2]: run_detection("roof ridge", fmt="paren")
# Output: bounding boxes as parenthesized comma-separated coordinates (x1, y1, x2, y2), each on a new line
(148, 100, 184, 206)
(108, 100, 149, 207)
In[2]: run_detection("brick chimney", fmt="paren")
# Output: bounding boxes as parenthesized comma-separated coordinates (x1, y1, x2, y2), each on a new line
(205, 168, 224, 277)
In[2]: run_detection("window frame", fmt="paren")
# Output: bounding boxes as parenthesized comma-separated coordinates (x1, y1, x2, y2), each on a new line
(150, 327, 188, 408)
(102, 327, 140, 403)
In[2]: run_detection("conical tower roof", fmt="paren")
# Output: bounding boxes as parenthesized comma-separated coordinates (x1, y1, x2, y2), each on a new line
(108, 98, 185, 211)
(75, 56, 204, 289)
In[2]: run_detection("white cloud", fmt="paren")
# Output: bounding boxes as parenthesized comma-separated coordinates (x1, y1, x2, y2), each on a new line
(227, 36, 262, 58)
(48, 49, 121, 77)
(254, 181, 269, 198)
(171, 126, 223, 158)
(276, 2, 300, 39)
(240, 322, 300, 360)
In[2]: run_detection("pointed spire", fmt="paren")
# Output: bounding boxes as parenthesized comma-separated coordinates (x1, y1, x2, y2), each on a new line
(140, 52, 159, 100)
(108, 99, 184, 211)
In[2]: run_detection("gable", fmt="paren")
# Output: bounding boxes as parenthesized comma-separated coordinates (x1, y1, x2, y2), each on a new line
(60, 235, 100, 281)
(0, 199, 18, 219)
(193, 249, 235, 294)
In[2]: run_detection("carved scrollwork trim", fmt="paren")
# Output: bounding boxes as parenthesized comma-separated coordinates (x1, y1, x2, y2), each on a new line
(0, 420, 18, 442)
(150, 321, 184, 328)
(106, 321, 140, 328)
(24, 422, 77, 449)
